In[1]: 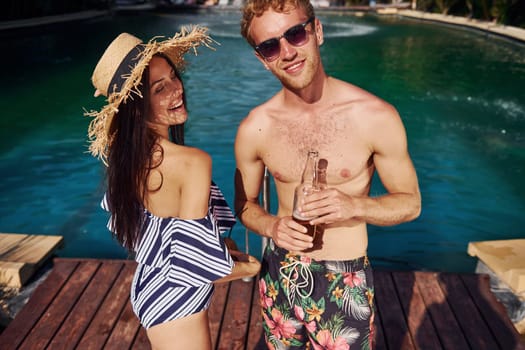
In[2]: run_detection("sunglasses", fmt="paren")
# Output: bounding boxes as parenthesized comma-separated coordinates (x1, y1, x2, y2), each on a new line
(254, 17, 315, 62)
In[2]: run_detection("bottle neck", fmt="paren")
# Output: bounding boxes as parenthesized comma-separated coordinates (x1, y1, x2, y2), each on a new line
(301, 151, 318, 187)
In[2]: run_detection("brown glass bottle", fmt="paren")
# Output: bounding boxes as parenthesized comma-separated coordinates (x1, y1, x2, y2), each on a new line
(292, 151, 320, 249)
(306, 158, 328, 251)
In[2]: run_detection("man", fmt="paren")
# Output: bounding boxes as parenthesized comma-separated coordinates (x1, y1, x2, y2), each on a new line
(234, 0, 421, 348)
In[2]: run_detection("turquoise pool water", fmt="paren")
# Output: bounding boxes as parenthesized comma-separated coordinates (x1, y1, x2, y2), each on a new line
(0, 10, 523, 272)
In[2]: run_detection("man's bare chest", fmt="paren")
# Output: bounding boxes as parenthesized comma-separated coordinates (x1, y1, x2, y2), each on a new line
(262, 119, 373, 185)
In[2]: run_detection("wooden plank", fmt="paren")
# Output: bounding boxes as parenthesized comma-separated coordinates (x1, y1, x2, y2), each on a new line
(246, 276, 263, 350)
(414, 272, 470, 349)
(437, 273, 500, 349)
(76, 261, 137, 349)
(216, 278, 255, 349)
(3, 259, 523, 350)
(374, 271, 416, 349)
(0, 233, 63, 264)
(0, 233, 63, 287)
(0, 258, 78, 348)
(132, 326, 151, 349)
(47, 260, 125, 349)
(0, 261, 31, 288)
(461, 273, 525, 350)
(209, 281, 230, 348)
(104, 292, 142, 349)
(19, 260, 100, 349)
(391, 271, 442, 349)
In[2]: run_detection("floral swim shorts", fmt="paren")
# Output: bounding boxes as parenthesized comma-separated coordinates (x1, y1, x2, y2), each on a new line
(258, 242, 375, 349)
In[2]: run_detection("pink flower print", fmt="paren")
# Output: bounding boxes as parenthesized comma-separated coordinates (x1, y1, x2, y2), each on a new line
(343, 271, 363, 288)
(294, 305, 305, 321)
(332, 336, 351, 350)
(313, 329, 350, 350)
(264, 308, 296, 340)
(259, 279, 275, 308)
(305, 320, 317, 333)
(300, 256, 312, 264)
(294, 305, 317, 333)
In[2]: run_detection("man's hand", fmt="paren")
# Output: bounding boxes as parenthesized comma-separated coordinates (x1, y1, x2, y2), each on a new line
(267, 216, 314, 251)
(299, 188, 362, 226)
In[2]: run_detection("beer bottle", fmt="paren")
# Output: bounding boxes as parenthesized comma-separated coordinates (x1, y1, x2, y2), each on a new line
(308, 158, 328, 250)
(292, 150, 319, 240)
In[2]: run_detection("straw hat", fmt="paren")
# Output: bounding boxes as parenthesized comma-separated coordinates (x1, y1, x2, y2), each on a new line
(85, 26, 214, 163)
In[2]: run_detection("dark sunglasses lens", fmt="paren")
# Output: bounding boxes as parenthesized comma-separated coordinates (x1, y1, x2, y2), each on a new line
(256, 19, 312, 61)
(284, 25, 308, 45)
(258, 39, 280, 60)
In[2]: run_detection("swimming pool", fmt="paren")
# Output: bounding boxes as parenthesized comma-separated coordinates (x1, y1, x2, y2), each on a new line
(0, 10, 523, 272)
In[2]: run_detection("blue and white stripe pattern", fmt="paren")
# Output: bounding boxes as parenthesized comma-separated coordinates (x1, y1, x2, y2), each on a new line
(101, 182, 236, 328)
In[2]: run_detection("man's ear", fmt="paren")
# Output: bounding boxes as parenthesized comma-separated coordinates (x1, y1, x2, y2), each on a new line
(315, 18, 324, 46)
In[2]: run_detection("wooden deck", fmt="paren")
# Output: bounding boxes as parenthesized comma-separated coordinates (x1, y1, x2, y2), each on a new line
(0, 258, 524, 349)
(0, 233, 63, 288)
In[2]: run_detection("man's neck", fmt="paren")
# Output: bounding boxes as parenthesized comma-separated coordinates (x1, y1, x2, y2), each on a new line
(284, 71, 330, 106)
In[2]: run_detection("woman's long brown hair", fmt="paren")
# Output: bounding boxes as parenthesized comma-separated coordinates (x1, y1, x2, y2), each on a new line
(106, 54, 186, 252)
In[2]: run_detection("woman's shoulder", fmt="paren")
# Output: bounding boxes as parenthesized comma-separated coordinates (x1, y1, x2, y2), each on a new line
(164, 144, 211, 191)
(162, 143, 211, 173)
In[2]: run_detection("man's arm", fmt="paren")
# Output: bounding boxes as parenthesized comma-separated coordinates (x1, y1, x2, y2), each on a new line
(363, 104, 421, 225)
(234, 116, 276, 237)
(234, 113, 313, 251)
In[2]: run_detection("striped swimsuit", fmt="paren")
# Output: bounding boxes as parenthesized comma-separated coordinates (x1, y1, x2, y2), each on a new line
(102, 183, 235, 328)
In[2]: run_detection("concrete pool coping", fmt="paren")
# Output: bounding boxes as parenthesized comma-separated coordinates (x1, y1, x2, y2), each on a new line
(395, 9, 525, 44)
(0, 10, 108, 31)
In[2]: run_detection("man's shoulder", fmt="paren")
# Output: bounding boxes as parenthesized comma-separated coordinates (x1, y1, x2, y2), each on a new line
(332, 78, 388, 104)
(238, 92, 282, 127)
(329, 79, 396, 116)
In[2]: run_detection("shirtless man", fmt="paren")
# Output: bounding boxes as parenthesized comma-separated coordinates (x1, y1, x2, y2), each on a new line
(235, 0, 421, 348)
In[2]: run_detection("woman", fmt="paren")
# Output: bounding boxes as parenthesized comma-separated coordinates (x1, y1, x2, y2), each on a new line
(86, 28, 235, 349)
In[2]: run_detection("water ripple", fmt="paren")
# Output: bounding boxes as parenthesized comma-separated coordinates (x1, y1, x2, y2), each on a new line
(322, 22, 377, 38)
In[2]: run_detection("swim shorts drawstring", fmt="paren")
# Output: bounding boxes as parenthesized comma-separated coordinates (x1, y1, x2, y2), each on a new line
(279, 260, 314, 307)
